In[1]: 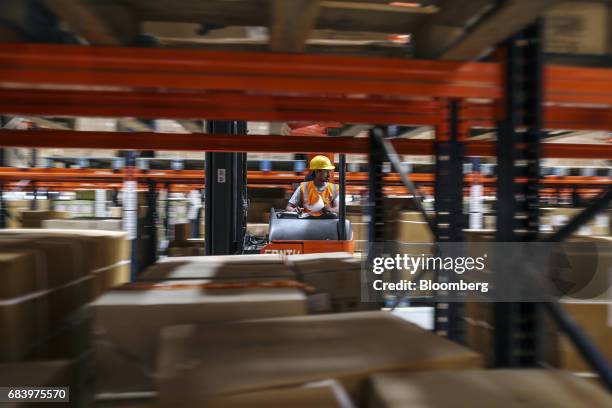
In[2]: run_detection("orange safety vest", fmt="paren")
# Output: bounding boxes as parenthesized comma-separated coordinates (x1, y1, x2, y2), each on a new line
(301, 181, 336, 216)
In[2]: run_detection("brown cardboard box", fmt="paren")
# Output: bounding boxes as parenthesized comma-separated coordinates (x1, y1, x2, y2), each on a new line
(43, 219, 123, 231)
(158, 311, 482, 406)
(206, 380, 353, 408)
(6, 200, 52, 228)
(0, 236, 90, 291)
(140, 254, 293, 281)
(463, 229, 496, 242)
(545, 2, 609, 55)
(109, 206, 123, 218)
(559, 302, 612, 373)
(0, 229, 130, 273)
(367, 369, 612, 407)
(0, 251, 38, 299)
(247, 223, 269, 237)
(0, 276, 94, 361)
(167, 246, 205, 257)
(92, 282, 307, 393)
(398, 211, 426, 222)
(396, 221, 434, 243)
(173, 223, 191, 243)
(352, 222, 367, 241)
(20, 210, 70, 228)
(287, 253, 364, 312)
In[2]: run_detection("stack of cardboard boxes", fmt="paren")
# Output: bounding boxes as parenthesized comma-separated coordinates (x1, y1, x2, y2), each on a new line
(288, 252, 369, 313)
(367, 369, 612, 407)
(167, 222, 205, 256)
(0, 229, 131, 405)
(91, 254, 306, 394)
(157, 311, 483, 407)
(42, 218, 122, 231)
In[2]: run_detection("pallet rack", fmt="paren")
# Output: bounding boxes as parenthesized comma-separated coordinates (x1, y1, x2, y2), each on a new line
(0, 21, 610, 388)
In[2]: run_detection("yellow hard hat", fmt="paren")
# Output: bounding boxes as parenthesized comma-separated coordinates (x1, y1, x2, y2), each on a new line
(309, 155, 335, 170)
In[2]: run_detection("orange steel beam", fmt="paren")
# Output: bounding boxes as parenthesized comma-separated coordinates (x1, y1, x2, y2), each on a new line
(0, 89, 609, 130)
(0, 44, 499, 100)
(0, 44, 610, 105)
(0, 168, 608, 188)
(1, 130, 611, 159)
(0, 89, 445, 126)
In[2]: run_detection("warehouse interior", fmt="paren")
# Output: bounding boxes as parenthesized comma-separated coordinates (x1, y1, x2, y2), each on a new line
(0, 0, 611, 407)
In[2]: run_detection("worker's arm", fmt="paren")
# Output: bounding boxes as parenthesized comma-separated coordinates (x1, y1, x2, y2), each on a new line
(323, 195, 339, 215)
(286, 185, 303, 213)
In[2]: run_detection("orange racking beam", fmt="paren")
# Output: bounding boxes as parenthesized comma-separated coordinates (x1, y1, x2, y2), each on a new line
(0, 130, 611, 159)
(0, 89, 609, 130)
(0, 168, 608, 188)
(0, 44, 499, 100)
(0, 44, 610, 105)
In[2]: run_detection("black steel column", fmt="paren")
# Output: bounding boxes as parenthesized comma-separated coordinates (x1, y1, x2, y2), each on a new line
(433, 100, 465, 342)
(494, 19, 544, 367)
(205, 120, 247, 255)
(367, 127, 386, 248)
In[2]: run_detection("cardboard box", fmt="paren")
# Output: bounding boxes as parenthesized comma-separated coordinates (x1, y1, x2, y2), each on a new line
(396, 221, 434, 243)
(206, 380, 353, 408)
(247, 223, 269, 237)
(0, 251, 38, 299)
(158, 311, 482, 406)
(167, 246, 205, 257)
(0, 275, 94, 361)
(43, 219, 123, 231)
(173, 222, 190, 243)
(545, 2, 609, 55)
(367, 369, 612, 407)
(0, 229, 129, 273)
(0, 236, 90, 291)
(351, 222, 367, 241)
(559, 302, 612, 373)
(398, 211, 426, 222)
(20, 210, 70, 228)
(139, 254, 293, 281)
(287, 253, 365, 312)
(92, 282, 307, 393)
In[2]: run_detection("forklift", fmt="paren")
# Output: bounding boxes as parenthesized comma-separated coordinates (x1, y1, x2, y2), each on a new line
(259, 154, 354, 255)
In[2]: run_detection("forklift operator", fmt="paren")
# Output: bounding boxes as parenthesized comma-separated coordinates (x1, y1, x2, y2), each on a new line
(286, 155, 339, 217)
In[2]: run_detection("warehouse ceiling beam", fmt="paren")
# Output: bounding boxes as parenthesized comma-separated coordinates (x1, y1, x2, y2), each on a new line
(415, 0, 563, 60)
(0, 129, 610, 160)
(270, 0, 320, 53)
(42, 0, 138, 45)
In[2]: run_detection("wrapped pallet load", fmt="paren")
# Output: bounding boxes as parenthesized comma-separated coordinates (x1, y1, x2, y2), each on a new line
(92, 254, 307, 394)
(158, 311, 482, 407)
